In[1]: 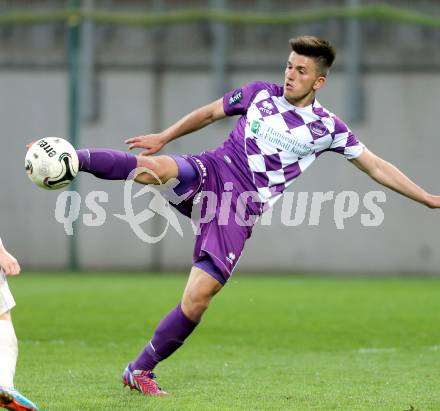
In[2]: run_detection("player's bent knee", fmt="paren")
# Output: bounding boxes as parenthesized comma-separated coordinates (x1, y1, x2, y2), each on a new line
(135, 156, 161, 183)
(135, 155, 178, 184)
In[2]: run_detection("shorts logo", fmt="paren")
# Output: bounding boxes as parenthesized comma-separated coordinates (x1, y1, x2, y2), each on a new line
(308, 121, 328, 137)
(226, 252, 236, 264)
(228, 89, 243, 106)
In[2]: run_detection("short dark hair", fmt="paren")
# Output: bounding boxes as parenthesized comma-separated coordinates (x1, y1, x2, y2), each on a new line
(289, 36, 336, 76)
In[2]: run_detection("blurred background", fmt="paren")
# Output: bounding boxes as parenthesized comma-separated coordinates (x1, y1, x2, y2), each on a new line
(1, 0, 440, 274)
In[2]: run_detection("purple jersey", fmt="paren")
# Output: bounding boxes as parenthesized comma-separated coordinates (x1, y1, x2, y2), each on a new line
(169, 82, 366, 283)
(221, 81, 365, 207)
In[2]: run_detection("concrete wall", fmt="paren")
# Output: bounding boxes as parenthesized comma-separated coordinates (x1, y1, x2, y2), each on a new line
(2, 69, 439, 273)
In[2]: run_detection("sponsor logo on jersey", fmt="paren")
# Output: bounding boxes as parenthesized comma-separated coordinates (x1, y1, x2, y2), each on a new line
(250, 120, 313, 157)
(228, 89, 243, 106)
(250, 119, 261, 135)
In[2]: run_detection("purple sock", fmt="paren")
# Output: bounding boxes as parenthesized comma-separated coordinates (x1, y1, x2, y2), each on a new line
(76, 148, 137, 180)
(131, 304, 198, 371)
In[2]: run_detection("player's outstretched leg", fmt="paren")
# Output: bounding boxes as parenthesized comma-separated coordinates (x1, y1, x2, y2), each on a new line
(123, 266, 223, 396)
(76, 148, 178, 184)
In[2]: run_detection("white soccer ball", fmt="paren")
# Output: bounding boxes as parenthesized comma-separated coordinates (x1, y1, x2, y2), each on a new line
(25, 137, 79, 190)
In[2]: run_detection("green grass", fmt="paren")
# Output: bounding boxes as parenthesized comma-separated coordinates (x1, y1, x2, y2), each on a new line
(8, 273, 440, 410)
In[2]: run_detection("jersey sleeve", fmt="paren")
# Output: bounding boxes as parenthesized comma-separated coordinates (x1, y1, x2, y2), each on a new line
(328, 116, 365, 160)
(223, 81, 267, 116)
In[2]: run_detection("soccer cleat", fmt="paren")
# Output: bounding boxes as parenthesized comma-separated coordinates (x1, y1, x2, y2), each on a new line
(0, 387, 40, 411)
(122, 365, 168, 396)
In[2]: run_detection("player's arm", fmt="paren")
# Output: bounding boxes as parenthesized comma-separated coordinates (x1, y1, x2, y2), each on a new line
(125, 98, 226, 156)
(0, 237, 21, 276)
(350, 149, 440, 208)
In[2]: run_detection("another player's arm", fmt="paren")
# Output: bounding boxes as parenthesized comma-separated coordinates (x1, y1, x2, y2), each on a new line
(350, 149, 440, 208)
(125, 98, 226, 155)
(0, 237, 21, 276)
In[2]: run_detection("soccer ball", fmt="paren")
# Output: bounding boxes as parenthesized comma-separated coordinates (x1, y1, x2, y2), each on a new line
(25, 137, 79, 190)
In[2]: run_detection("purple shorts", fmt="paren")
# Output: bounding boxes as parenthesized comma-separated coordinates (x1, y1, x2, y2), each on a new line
(170, 151, 262, 285)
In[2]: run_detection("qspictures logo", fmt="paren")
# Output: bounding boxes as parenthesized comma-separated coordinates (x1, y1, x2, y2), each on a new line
(54, 168, 387, 244)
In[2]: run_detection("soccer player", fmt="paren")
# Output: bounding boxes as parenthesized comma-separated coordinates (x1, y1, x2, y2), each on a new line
(0, 239, 39, 411)
(75, 36, 440, 395)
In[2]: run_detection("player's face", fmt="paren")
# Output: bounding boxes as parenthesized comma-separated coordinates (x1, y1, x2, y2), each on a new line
(284, 52, 326, 107)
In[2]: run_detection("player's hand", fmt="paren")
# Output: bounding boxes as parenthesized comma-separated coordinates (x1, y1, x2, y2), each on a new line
(125, 133, 167, 156)
(26, 141, 36, 149)
(0, 247, 21, 276)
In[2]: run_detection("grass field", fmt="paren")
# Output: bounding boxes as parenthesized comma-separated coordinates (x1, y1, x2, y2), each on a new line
(7, 272, 440, 411)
